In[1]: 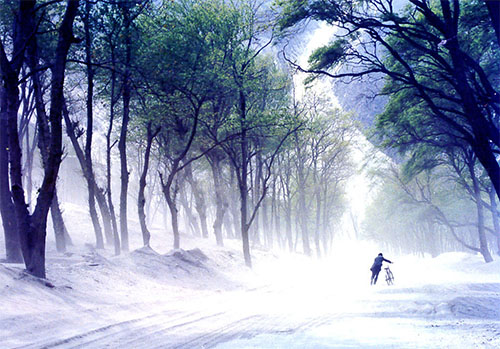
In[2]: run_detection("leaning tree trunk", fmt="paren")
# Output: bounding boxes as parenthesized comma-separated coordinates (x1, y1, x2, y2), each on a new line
(28, 30, 69, 253)
(138, 123, 159, 247)
(62, 101, 104, 249)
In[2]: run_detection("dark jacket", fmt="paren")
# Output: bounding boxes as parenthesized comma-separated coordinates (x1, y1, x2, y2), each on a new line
(370, 256, 392, 271)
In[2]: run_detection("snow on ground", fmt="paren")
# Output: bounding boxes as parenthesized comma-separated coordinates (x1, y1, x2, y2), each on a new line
(1, 209, 500, 348)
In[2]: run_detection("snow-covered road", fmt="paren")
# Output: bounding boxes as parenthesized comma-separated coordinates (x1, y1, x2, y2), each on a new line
(12, 282, 500, 348)
(2, 243, 500, 348)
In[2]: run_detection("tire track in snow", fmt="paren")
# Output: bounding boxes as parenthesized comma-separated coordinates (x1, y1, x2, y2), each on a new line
(171, 314, 266, 349)
(15, 310, 222, 349)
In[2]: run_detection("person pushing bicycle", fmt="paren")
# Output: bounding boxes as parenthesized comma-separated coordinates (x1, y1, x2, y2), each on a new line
(370, 253, 393, 285)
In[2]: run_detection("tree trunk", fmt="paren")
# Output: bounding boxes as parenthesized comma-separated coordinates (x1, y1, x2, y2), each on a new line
(24, 124, 38, 211)
(20, 82, 37, 210)
(1, 0, 37, 271)
(488, 187, 500, 255)
(138, 123, 158, 247)
(322, 186, 330, 256)
(84, 3, 114, 247)
(313, 168, 321, 259)
(94, 187, 113, 245)
(240, 178, 251, 267)
(163, 180, 180, 249)
(50, 191, 68, 252)
(184, 162, 208, 239)
(106, 39, 120, 256)
(27, 19, 69, 253)
(238, 90, 252, 267)
(207, 151, 226, 246)
(227, 167, 239, 239)
(295, 137, 311, 256)
(271, 177, 281, 249)
(281, 173, 293, 252)
(468, 158, 493, 263)
(0, 88, 22, 262)
(62, 101, 104, 249)
(6, 0, 79, 277)
(118, 5, 132, 252)
(179, 183, 200, 235)
(252, 154, 262, 246)
(262, 189, 270, 249)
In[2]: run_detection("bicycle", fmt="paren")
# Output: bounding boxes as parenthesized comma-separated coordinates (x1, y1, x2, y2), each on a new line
(384, 266, 394, 285)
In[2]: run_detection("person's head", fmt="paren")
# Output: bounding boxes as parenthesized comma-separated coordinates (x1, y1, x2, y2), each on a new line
(378, 253, 383, 256)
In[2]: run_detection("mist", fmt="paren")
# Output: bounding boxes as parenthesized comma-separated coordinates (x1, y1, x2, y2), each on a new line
(1, 0, 500, 347)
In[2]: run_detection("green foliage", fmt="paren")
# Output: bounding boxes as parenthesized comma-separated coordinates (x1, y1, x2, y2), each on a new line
(308, 39, 348, 71)
(275, 0, 310, 30)
(372, 0, 498, 187)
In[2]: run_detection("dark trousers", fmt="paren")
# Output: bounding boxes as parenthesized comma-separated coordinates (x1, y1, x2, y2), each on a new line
(371, 267, 381, 285)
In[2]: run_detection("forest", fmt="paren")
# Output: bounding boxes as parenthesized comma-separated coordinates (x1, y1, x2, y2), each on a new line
(0, 0, 499, 280)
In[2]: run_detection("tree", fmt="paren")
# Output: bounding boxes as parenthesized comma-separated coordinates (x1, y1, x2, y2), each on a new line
(138, 0, 235, 249)
(365, 158, 495, 262)
(92, 0, 124, 255)
(278, 0, 500, 201)
(137, 121, 160, 247)
(280, 91, 354, 257)
(117, 1, 133, 252)
(221, 55, 299, 266)
(0, 0, 79, 277)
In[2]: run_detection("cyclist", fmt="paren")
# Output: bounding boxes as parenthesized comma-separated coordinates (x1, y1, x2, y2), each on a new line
(370, 253, 393, 285)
